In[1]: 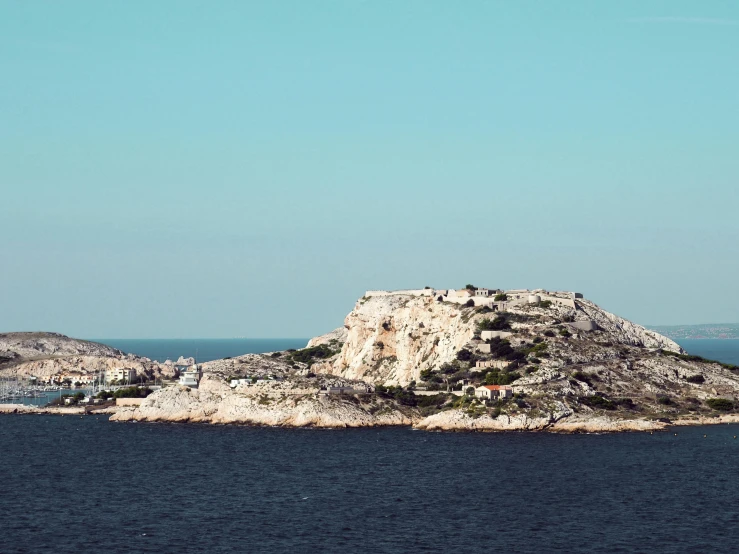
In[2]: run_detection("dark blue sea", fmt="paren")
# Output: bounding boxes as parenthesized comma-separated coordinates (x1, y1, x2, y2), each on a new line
(677, 339, 739, 366)
(2, 418, 739, 553)
(2, 338, 739, 553)
(91, 338, 310, 362)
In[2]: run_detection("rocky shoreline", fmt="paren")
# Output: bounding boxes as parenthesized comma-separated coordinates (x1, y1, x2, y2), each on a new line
(5, 398, 739, 434)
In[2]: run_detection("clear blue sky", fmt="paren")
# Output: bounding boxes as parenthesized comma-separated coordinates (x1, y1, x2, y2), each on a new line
(1, 0, 738, 338)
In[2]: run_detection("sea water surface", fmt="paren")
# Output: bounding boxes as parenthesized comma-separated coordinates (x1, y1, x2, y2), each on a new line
(677, 339, 739, 365)
(92, 338, 309, 362)
(1, 417, 739, 553)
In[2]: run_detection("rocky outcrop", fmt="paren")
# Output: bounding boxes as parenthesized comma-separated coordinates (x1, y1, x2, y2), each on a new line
(3, 355, 175, 381)
(110, 374, 413, 427)
(0, 332, 123, 361)
(414, 408, 666, 432)
(575, 300, 682, 351)
(0, 403, 86, 415)
(415, 408, 567, 432)
(0, 332, 175, 380)
(315, 295, 475, 386)
(316, 292, 683, 386)
(307, 327, 348, 348)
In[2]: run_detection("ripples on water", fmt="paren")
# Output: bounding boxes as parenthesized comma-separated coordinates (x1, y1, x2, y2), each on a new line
(2, 417, 739, 553)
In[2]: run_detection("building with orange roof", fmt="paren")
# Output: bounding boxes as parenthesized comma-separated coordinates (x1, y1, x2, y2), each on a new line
(475, 384, 513, 400)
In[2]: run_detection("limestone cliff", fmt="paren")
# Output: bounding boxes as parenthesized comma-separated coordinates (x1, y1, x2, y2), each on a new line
(314, 291, 682, 386)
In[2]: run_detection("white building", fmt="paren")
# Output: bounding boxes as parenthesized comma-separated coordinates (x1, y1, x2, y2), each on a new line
(179, 365, 201, 388)
(105, 368, 136, 384)
(475, 385, 513, 400)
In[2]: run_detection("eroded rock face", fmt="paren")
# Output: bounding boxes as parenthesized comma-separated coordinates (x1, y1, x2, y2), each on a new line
(575, 300, 682, 351)
(317, 293, 682, 386)
(307, 327, 348, 348)
(320, 295, 475, 386)
(110, 375, 414, 428)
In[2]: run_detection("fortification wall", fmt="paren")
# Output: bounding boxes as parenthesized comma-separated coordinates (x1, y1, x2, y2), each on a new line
(540, 294, 576, 309)
(364, 289, 438, 298)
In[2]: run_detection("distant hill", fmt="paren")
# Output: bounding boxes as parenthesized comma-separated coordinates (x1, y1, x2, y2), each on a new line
(649, 324, 739, 340)
(0, 332, 124, 364)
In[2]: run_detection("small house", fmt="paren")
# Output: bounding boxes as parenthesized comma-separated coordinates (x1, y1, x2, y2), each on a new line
(475, 385, 513, 400)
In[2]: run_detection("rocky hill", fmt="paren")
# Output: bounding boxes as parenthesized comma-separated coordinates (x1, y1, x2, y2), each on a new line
(310, 290, 683, 386)
(9, 290, 739, 432)
(0, 332, 123, 363)
(107, 288, 739, 432)
(0, 332, 175, 381)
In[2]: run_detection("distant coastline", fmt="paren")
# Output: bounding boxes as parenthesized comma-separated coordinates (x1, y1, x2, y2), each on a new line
(649, 324, 739, 340)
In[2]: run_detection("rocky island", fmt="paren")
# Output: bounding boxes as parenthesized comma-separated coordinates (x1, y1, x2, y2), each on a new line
(3, 287, 739, 432)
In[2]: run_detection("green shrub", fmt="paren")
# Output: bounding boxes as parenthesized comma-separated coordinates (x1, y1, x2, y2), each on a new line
(375, 385, 418, 406)
(559, 328, 571, 337)
(440, 362, 460, 374)
(613, 397, 636, 409)
(483, 370, 520, 385)
(477, 316, 511, 331)
(465, 299, 475, 307)
(686, 374, 705, 384)
(456, 349, 474, 362)
(465, 284, 476, 290)
(415, 393, 450, 409)
(485, 338, 514, 358)
(494, 293, 507, 301)
(113, 387, 152, 399)
(706, 398, 734, 411)
(657, 396, 673, 406)
(289, 344, 336, 365)
(579, 395, 615, 410)
(543, 330, 555, 337)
